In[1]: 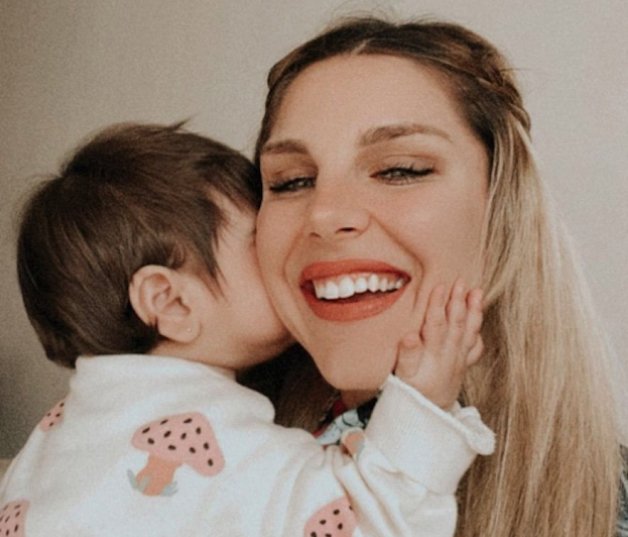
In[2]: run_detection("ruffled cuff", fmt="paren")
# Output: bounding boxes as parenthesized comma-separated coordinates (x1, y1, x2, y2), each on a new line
(365, 375, 495, 495)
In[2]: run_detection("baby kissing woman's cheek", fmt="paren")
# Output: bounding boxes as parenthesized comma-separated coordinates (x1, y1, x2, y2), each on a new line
(256, 54, 488, 391)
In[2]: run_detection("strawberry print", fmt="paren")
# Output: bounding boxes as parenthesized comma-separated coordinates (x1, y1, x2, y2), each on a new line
(304, 496, 357, 537)
(0, 500, 29, 537)
(38, 399, 66, 432)
(129, 412, 224, 496)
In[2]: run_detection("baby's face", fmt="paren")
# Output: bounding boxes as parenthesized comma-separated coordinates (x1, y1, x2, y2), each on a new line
(207, 199, 292, 367)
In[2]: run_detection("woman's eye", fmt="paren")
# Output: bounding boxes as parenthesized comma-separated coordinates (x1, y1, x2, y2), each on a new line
(375, 166, 434, 184)
(267, 176, 315, 194)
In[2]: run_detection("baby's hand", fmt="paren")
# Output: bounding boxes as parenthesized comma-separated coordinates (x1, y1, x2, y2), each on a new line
(394, 279, 484, 409)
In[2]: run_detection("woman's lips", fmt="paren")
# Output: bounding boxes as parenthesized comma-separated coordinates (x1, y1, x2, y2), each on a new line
(299, 260, 409, 322)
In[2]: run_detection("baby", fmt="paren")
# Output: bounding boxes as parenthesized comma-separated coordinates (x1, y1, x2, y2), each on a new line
(0, 122, 493, 536)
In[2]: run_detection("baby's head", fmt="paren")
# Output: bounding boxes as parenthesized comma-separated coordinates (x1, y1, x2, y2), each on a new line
(17, 122, 288, 369)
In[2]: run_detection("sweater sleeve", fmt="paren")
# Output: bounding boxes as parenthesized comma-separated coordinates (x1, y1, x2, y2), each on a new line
(273, 374, 495, 537)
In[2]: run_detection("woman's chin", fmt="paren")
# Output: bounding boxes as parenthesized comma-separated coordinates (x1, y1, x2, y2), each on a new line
(304, 324, 399, 393)
(339, 388, 381, 409)
(319, 362, 391, 393)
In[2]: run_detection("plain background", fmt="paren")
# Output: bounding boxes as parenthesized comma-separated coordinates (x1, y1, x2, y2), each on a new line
(1, 0, 627, 457)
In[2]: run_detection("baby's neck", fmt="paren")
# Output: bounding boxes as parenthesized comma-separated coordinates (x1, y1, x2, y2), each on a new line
(148, 342, 236, 377)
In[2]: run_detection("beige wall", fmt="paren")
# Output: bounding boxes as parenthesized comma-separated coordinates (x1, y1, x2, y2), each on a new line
(1, 0, 627, 456)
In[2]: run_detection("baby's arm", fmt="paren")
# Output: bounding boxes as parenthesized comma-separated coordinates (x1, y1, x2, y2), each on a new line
(314, 280, 492, 535)
(278, 370, 494, 536)
(206, 280, 491, 536)
(395, 279, 484, 409)
(273, 282, 493, 535)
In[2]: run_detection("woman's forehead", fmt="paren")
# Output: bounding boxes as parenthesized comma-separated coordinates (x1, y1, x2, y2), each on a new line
(265, 54, 474, 154)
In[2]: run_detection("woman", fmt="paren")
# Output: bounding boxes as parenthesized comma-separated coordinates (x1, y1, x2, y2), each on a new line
(245, 17, 626, 537)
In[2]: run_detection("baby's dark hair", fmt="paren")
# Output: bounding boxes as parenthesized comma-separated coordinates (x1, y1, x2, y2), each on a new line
(17, 122, 261, 368)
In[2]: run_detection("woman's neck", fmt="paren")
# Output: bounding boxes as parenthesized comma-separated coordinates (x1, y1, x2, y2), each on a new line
(340, 389, 378, 409)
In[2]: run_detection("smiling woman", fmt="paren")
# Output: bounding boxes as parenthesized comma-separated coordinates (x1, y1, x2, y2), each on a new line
(257, 53, 488, 390)
(250, 16, 625, 537)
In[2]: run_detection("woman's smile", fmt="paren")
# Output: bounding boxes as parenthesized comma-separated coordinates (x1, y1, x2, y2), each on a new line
(300, 259, 410, 321)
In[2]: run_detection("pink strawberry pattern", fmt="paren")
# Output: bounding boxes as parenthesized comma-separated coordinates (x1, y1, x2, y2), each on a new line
(304, 496, 357, 537)
(0, 500, 29, 537)
(129, 412, 224, 496)
(38, 398, 66, 432)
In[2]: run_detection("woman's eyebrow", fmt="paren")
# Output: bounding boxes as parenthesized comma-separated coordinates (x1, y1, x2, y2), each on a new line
(359, 123, 452, 146)
(260, 139, 308, 156)
(261, 122, 450, 156)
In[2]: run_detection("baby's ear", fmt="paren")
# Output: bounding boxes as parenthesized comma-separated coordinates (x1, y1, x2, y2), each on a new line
(128, 265, 200, 343)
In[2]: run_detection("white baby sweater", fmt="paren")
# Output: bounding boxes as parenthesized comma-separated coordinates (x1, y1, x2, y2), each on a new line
(0, 354, 494, 536)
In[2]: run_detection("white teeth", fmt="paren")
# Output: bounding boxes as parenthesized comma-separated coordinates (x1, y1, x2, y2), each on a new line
(312, 273, 407, 301)
(314, 281, 325, 299)
(354, 277, 368, 293)
(367, 274, 379, 292)
(338, 276, 355, 298)
(324, 281, 340, 299)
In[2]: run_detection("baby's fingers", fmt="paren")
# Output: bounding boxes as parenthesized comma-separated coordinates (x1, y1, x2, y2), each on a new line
(420, 284, 448, 347)
(445, 279, 468, 345)
(466, 334, 484, 366)
(394, 333, 422, 380)
(462, 288, 483, 353)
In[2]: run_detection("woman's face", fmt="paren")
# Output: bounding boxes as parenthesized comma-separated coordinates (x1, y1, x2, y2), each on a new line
(257, 54, 489, 390)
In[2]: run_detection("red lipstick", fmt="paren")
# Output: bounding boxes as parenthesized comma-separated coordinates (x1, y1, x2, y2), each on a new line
(300, 259, 409, 322)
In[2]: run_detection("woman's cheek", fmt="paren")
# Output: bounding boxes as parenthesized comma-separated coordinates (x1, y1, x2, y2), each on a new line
(306, 330, 398, 390)
(256, 208, 299, 327)
(256, 206, 282, 275)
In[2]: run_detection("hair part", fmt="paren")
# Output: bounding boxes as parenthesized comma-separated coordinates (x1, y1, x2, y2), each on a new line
(255, 17, 530, 169)
(251, 16, 622, 537)
(17, 122, 260, 368)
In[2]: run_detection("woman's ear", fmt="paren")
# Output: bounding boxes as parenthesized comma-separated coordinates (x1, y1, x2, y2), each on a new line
(128, 265, 200, 343)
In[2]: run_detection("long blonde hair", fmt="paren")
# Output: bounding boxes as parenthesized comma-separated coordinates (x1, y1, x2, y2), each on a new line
(251, 16, 622, 537)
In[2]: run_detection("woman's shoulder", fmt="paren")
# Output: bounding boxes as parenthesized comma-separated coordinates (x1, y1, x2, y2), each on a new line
(618, 446, 628, 536)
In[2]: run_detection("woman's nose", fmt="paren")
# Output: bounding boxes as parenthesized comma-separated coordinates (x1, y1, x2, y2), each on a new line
(305, 181, 370, 240)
